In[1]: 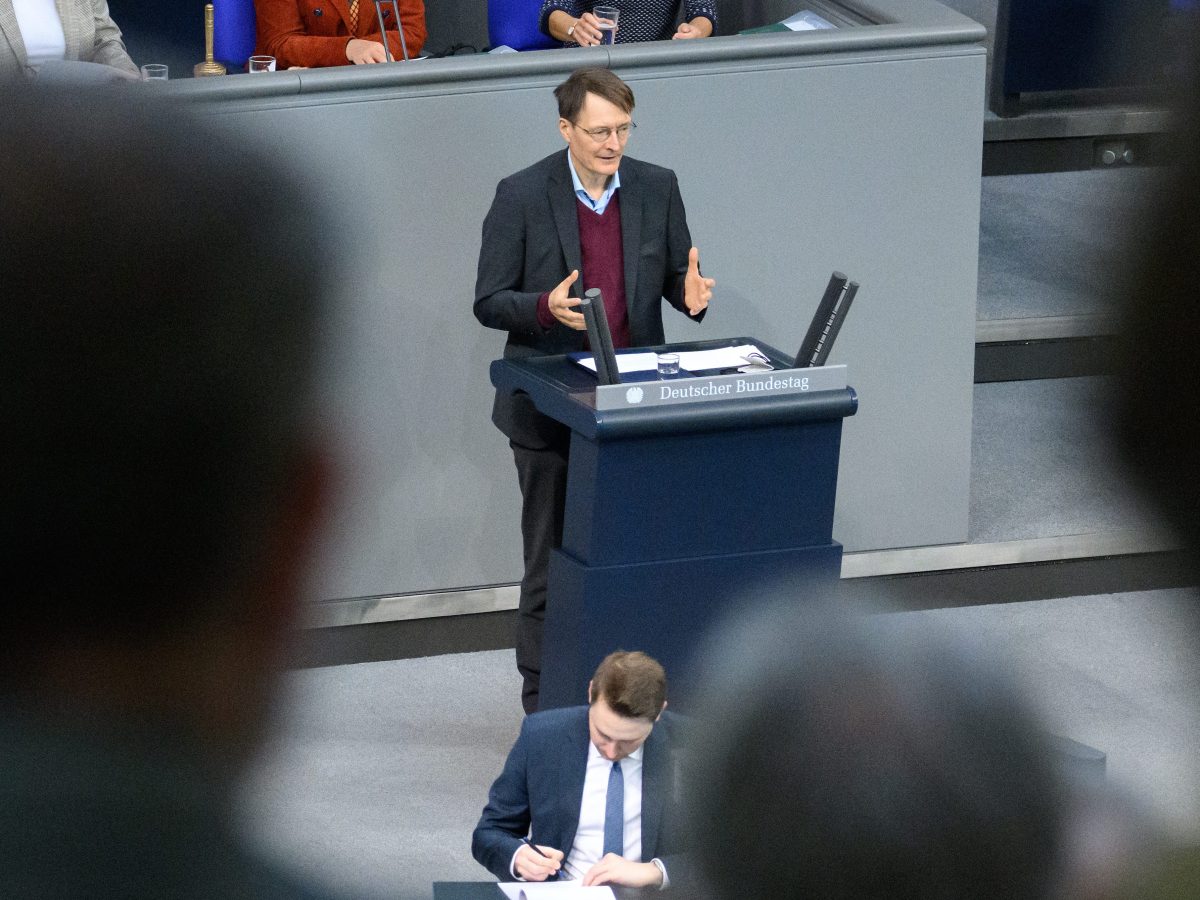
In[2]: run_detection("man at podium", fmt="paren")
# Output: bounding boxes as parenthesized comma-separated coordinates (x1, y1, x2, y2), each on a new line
(474, 67, 716, 713)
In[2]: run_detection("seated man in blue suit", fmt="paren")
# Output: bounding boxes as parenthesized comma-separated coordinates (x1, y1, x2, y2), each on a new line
(472, 651, 684, 888)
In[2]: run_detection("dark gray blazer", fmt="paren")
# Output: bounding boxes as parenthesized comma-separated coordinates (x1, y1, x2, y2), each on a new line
(474, 149, 704, 448)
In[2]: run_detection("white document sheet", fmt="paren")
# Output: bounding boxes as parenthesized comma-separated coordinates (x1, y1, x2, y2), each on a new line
(782, 10, 836, 30)
(498, 884, 616, 899)
(576, 345, 769, 374)
(575, 352, 660, 374)
(675, 344, 769, 371)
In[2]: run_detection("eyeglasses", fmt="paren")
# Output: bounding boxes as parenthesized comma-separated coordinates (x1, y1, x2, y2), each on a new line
(572, 121, 637, 143)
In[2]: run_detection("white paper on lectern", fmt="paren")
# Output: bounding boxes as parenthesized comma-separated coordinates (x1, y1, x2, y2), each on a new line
(576, 344, 767, 374)
(675, 344, 766, 371)
(498, 883, 616, 899)
(575, 352, 659, 374)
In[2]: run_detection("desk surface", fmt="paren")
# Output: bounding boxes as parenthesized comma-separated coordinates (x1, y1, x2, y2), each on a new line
(432, 884, 503, 900)
(168, 1, 984, 104)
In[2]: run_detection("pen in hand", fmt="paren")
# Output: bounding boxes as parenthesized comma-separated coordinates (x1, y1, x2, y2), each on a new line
(520, 837, 565, 879)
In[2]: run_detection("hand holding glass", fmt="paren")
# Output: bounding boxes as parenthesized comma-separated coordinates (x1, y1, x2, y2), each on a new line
(593, 6, 618, 44)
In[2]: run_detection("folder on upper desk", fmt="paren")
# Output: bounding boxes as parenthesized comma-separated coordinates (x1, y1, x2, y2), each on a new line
(740, 21, 789, 33)
(739, 9, 836, 33)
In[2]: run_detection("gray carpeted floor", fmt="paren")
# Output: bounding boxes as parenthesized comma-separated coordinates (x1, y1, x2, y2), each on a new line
(969, 376, 1161, 542)
(978, 168, 1162, 321)
(238, 651, 525, 898)
(911, 591, 1200, 833)
(238, 589, 1200, 899)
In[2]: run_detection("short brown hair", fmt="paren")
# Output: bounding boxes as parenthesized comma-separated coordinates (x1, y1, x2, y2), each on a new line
(589, 651, 666, 721)
(555, 67, 635, 122)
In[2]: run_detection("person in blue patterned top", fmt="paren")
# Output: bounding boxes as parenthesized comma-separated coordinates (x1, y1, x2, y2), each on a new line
(539, 0, 716, 46)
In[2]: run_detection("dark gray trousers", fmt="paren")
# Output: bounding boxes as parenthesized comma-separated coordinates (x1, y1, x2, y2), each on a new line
(510, 434, 569, 714)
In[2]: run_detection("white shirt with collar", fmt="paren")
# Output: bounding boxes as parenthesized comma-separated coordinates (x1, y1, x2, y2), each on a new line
(563, 740, 644, 880)
(11, 0, 66, 66)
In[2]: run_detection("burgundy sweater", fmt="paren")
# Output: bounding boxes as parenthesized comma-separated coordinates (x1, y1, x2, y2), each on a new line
(537, 193, 630, 348)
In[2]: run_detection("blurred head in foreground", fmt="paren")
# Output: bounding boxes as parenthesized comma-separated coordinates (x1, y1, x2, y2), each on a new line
(1, 82, 333, 892)
(1115, 37, 1200, 575)
(686, 601, 1067, 900)
(1110, 28, 1200, 899)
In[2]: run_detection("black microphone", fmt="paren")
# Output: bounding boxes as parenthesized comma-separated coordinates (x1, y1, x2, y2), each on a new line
(580, 288, 621, 386)
(372, 0, 409, 61)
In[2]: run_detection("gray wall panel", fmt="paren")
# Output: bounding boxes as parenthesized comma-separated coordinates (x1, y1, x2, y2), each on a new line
(187, 26, 984, 602)
(620, 53, 984, 554)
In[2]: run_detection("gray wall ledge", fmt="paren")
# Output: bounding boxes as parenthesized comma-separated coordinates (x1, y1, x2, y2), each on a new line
(168, 1, 984, 103)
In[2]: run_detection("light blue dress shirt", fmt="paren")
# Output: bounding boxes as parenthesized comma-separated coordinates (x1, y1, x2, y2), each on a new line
(567, 152, 620, 216)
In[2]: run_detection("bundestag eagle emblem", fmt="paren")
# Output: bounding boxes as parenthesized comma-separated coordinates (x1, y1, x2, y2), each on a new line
(625, 387, 644, 404)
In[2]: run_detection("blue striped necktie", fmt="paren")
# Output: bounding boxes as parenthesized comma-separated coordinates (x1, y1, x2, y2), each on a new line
(603, 760, 624, 857)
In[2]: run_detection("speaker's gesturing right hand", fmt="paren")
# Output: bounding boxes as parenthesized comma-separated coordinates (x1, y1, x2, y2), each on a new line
(549, 270, 586, 330)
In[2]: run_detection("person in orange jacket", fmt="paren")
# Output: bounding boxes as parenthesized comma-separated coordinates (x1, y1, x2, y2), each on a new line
(255, 0, 425, 68)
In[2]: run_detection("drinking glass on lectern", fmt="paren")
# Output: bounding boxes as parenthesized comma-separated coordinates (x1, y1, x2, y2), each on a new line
(594, 6, 618, 44)
(247, 55, 276, 73)
(140, 64, 168, 81)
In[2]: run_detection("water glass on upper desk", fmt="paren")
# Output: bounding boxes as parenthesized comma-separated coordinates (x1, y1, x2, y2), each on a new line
(140, 64, 168, 81)
(593, 6, 618, 44)
(247, 55, 276, 73)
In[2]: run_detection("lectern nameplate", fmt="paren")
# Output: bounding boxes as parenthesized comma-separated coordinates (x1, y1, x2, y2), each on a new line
(593, 364, 847, 411)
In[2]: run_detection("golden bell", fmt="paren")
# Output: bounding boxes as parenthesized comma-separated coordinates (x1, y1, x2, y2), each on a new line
(194, 4, 227, 77)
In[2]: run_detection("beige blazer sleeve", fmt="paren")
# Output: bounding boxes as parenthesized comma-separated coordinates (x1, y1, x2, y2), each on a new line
(0, 0, 137, 75)
(0, 0, 30, 74)
(62, 0, 138, 73)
